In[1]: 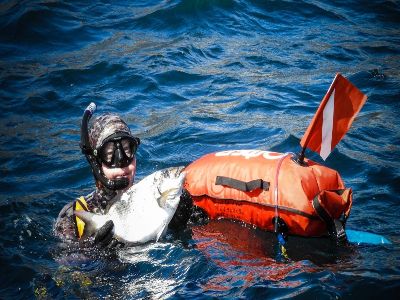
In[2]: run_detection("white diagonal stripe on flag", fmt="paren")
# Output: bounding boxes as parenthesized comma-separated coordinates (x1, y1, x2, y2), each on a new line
(300, 74, 367, 161)
(320, 89, 335, 160)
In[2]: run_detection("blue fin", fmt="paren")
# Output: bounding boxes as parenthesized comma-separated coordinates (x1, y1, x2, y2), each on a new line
(346, 229, 392, 245)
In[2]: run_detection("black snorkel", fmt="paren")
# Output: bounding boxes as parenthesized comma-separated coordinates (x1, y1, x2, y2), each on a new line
(80, 102, 130, 190)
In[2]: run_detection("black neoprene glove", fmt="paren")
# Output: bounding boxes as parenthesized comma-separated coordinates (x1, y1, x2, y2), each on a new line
(93, 220, 117, 248)
(168, 189, 194, 230)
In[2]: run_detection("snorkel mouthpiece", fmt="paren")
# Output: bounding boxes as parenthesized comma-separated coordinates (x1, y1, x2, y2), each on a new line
(80, 102, 129, 190)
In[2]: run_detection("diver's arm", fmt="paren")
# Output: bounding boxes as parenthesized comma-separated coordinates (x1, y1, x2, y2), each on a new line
(168, 189, 210, 230)
(54, 201, 77, 242)
(168, 189, 193, 230)
(54, 197, 119, 249)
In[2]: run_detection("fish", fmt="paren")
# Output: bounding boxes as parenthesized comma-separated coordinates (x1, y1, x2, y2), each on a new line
(74, 166, 186, 245)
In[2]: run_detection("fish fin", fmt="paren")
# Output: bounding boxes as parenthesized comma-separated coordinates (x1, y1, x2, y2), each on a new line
(156, 186, 167, 208)
(157, 171, 186, 209)
(157, 188, 178, 208)
(156, 223, 168, 242)
(73, 210, 106, 239)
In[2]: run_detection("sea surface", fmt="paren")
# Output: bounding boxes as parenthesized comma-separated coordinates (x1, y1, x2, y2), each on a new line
(1, 0, 400, 299)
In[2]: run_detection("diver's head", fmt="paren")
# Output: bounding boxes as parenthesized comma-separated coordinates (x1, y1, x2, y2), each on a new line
(88, 114, 140, 190)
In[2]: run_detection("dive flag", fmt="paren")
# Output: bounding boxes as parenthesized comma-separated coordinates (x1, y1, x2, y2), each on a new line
(300, 73, 367, 160)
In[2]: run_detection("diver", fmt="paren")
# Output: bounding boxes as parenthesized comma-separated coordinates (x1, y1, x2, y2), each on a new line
(54, 103, 194, 249)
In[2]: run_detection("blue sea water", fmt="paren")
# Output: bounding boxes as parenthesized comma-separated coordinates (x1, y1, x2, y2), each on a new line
(1, 0, 400, 298)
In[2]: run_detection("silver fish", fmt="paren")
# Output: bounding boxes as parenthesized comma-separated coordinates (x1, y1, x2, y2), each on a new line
(74, 166, 186, 245)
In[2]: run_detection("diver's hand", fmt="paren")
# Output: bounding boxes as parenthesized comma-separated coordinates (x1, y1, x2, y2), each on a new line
(94, 220, 116, 248)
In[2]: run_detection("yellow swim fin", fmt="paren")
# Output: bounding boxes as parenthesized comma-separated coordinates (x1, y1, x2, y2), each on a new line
(73, 196, 88, 239)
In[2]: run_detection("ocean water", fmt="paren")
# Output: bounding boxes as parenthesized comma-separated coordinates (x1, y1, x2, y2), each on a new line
(1, 0, 400, 298)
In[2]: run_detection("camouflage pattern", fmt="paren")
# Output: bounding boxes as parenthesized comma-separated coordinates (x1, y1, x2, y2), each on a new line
(89, 114, 132, 149)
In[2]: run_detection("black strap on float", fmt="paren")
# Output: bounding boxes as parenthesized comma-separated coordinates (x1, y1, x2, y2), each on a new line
(312, 195, 347, 245)
(215, 176, 270, 192)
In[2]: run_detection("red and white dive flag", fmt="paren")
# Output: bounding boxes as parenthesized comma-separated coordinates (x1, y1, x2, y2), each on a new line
(300, 73, 367, 160)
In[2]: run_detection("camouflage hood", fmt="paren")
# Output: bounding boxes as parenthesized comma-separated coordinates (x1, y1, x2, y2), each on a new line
(89, 114, 132, 149)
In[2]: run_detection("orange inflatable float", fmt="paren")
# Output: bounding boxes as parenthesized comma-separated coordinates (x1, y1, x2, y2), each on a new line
(184, 74, 367, 242)
(184, 150, 352, 239)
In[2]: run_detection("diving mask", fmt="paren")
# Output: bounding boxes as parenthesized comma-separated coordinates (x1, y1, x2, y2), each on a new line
(96, 133, 140, 168)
